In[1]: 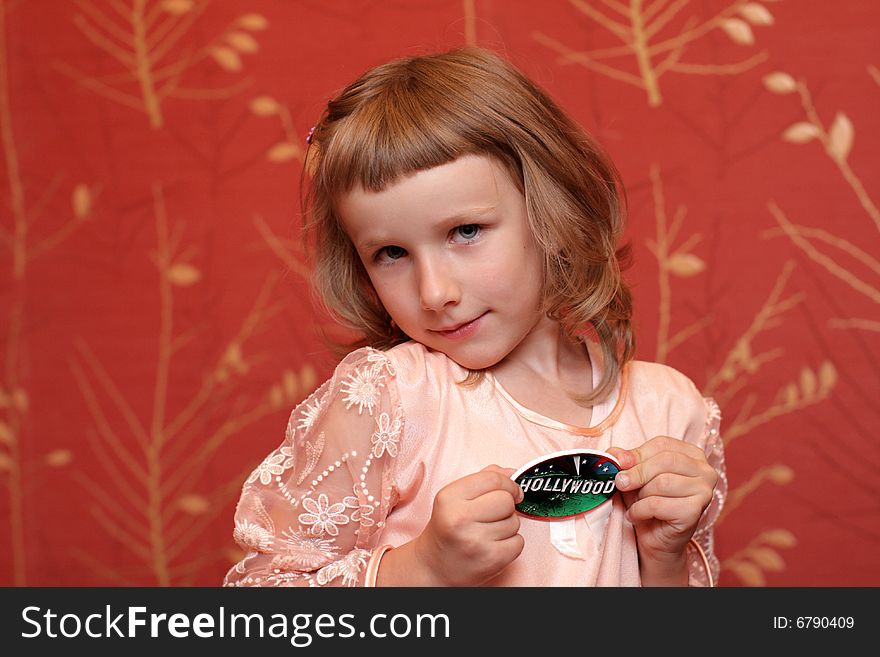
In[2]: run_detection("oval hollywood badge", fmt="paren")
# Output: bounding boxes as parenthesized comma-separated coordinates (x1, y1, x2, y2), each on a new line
(512, 449, 621, 519)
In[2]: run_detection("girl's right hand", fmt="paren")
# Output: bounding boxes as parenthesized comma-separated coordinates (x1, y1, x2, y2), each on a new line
(410, 464, 525, 586)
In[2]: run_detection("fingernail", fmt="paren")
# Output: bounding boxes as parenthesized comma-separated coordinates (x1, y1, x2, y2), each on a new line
(616, 473, 629, 489)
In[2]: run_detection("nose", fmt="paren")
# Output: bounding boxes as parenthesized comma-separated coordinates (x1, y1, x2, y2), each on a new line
(417, 255, 460, 311)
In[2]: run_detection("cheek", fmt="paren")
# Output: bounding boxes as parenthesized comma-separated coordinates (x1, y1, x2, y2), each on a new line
(490, 242, 542, 286)
(370, 276, 413, 316)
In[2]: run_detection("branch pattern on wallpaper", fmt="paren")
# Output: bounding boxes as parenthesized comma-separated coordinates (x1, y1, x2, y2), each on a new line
(533, 0, 777, 107)
(67, 183, 317, 586)
(57, 1, 267, 129)
(0, 0, 95, 586)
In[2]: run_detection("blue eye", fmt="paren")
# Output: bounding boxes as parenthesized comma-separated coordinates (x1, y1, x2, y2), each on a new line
(376, 245, 406, 262)
(455, 224, 480, 240)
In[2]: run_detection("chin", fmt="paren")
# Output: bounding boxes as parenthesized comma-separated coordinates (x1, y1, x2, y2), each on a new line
(444, 347, 505, 371)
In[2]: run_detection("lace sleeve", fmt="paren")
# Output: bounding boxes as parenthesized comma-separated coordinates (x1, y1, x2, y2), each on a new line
(686, 397, 727, 587)
(223, 348, 401, 587)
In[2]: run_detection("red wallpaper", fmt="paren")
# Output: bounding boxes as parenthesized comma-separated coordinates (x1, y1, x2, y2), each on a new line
(1, 0, 878, 586)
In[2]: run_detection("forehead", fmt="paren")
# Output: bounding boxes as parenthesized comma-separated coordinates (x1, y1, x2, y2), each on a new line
(337, 154, 518, 245)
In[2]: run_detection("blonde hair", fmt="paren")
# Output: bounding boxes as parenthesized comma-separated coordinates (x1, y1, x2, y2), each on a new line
(301, 47, 635, 405)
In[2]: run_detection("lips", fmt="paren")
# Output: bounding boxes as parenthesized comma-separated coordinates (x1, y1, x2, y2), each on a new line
(430, 311, 487, 338)
(434, 319, 474, 332)
(431, 312, 482, 332)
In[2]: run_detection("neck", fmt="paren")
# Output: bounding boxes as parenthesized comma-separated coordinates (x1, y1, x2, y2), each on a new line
(493, 316, 592, 393)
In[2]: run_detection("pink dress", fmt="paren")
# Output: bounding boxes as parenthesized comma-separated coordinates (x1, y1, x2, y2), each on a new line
(223, 340, 726, 587)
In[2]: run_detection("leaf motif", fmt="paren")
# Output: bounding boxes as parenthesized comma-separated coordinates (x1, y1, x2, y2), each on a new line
(719, 18, 755, 45)
(782, 383, 798, 406)
(0, 453, 12, 472)
(749, 547, 785, 572)
(0, 421, 12, 445)
(738, 3, 774, 26)
(297, 432, 325, 485)
(283, 370, 298, 399)
(161, 0, 194, 15)
(227, 31, 259, 54)
(762, 72, 796, 94)
(239, 13, 269, 30)
(767, 465, 794, 484)
(223, 343, 244, 370)
(250, 96, 280, 116)
(729, 560, 766, 586)
(225, 342, 250, 374)
(45, 449, 73, 467)
(210, 46, 243, 72)
(269, 384, 284, 409)
(166, 263, 201, 287)
(826, 112, 854, 163)
(782, 122, 820, 144)
(760, 528, 797, 548)
(731, 341, 752, 365)
(12, 388, 28, 412)
(667, 252, 705, 277)
(72, 184, 91, 218)
(267, 142, 299, 162)
(800, 367, 817, 397)
(300, 364, 317, 393)
(178, 494, 209, 515)
(818, 360, 837, 393)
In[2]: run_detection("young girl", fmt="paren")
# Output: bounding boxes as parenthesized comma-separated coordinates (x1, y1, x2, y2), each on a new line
(224, 47, 726, 587)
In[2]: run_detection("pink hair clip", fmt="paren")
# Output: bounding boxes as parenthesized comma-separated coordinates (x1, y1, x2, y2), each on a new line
(306, 125, 316, 144)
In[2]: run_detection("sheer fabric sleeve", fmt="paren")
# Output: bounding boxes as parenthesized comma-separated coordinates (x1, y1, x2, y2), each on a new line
(686, 397, 727, 587)
(223, 348, 402, 587)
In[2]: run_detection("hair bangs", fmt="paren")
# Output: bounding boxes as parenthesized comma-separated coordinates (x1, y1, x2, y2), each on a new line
(317, 74, 477, 195)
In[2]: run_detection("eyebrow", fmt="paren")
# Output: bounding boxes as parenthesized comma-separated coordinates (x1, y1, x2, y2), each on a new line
(355, 206, 496, 252)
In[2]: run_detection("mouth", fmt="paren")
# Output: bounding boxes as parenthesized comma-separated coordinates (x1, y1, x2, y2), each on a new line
(430, 312, 488, 339)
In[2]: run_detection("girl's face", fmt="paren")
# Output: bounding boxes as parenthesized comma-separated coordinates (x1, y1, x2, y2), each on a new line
(338, 154, 546, 370)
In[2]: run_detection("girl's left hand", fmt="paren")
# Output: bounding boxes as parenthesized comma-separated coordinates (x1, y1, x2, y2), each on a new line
(607, 436, 717, 569)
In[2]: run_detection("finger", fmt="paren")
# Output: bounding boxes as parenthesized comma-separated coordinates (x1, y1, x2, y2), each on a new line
(484, 513, 521, 540)
(629, 435, 706, 466)
(482, 464, 517, 478)
(453, 467, 523, 502)
(493, 533, 525, 564)
(626, 495, 704, 525)
(470, 489, 519, 522)
(615, 449, 707, 492)
(634, 472, 712, 502)
(605, 447, 632, 470)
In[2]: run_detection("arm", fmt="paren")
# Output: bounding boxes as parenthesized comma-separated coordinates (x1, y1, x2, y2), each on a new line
(223, 349, 402, 587)
(608, 397, 726, 587)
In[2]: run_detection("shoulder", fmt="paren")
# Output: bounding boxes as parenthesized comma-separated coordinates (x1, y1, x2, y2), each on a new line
(624, 359, 716, 441)
(325, 341, 456, 401)
(380, 340, 462, 388)
(296, 346, 401, 423)
(626, 359, 703, 401)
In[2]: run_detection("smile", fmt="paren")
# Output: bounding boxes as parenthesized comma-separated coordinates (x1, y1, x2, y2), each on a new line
(431, 312, 488, 339)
